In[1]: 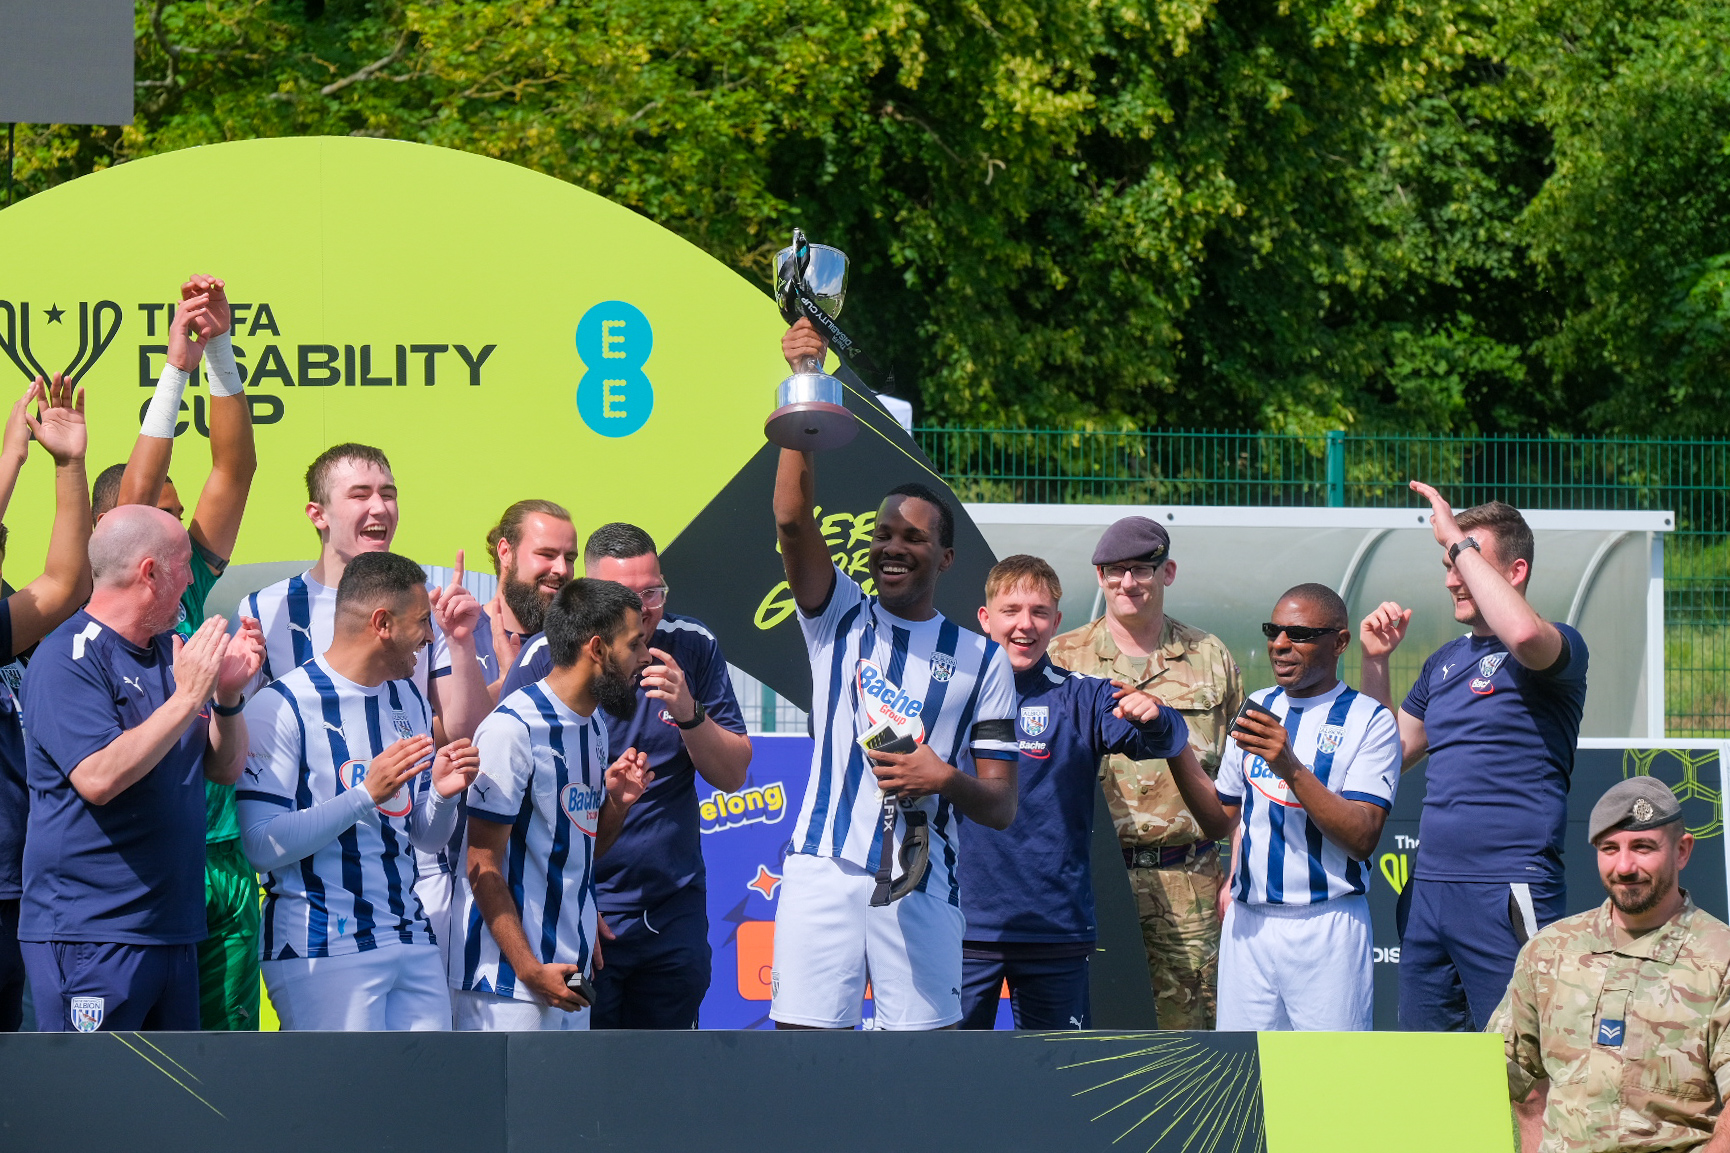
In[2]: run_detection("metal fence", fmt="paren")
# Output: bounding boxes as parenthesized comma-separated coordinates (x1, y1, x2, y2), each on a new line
(915, 428, 1730, 736)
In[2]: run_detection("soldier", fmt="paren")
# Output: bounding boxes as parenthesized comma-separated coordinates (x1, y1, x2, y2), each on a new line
(1048, 517, 1243, 1029)
(1490, 777, 1730, 1153)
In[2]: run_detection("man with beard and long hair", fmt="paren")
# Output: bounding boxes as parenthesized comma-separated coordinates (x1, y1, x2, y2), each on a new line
(1490, 777, 1730, 1153)
(499, 522, 750, 1028)
(481, 500, 578, 697)
(449, 578, 656, 1030)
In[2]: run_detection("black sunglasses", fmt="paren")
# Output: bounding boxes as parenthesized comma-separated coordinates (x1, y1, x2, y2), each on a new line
(1261, 623, 1342, 643)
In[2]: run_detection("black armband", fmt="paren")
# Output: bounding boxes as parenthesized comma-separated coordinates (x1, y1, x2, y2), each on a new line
(971, 718, 1014, 745)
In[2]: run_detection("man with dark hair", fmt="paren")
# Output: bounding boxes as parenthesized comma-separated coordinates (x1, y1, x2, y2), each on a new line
(481, 499, 577, 692)
(1361, 484, 1589, 1034)
(1165, 583, 1400, 1031)
(766, 320, 1017, 1031)
(961, 554, 1190, 1030)
(0, 377, 95, 1031)
(242, 441, 491, 970)
(21, 501, 263, 1033)
(238, 551, 479, 1031)
(97, 276, 266, 1032)
(1047, 515, 1243, 1029)
(499, 522, 750, 1029)
(450, 578, 656, 1030)
(1491, 777, 1730, 1153)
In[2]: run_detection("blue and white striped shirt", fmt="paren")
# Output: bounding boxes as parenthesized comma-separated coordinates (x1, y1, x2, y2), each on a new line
(1214, 682, 1400, 905)
(790, 565, 1017, 908)
(240, 657, 440, 959)
(449, 682, 609, 1001)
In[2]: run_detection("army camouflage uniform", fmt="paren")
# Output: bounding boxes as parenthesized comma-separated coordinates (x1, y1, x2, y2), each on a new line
(1488, 894, 1730, 1153)
(1048, 614, 1242, 1030)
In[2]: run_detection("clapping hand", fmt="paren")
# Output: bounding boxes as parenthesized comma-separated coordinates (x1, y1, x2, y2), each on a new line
(172, 617, 233, 710)
(166, 294, 212, 371)
(604, 748, 654, 808)
(180, 275, 231, 338)
(431, 737, 481, 798)
(216, 617, 265, 704)
(361, 735, 435, 807)
(21, 374, 85, 466)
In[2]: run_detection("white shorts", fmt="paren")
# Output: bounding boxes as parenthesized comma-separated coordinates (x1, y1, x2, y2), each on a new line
(769, 853, 964, 1030)
(262, 943, 451, 1031)
(1216, 894, 1373, 1031)
(452, 989, 590, 1031)
(415, 870, 454, 968)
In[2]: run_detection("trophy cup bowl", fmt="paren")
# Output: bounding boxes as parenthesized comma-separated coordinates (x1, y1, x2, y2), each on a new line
(766, 240, 860, 451)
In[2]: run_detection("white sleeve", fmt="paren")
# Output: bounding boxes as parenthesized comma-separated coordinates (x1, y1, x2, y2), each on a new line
(428, 617, 453, 678)
(466, 712, 531, 824)
(796, 563, 867, 654)
(1215, 735, 1247, 805)
(408, 786, 462, 854)
(239, 688, 301, 806)
(966, 643, 1019, 763)
(239, 789, 373, 872)
(1340, 706, 1401, 809)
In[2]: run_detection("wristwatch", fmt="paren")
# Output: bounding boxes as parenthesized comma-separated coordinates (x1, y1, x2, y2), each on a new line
(676, 697, 707, 730)
(1447, 536, 1481, 564)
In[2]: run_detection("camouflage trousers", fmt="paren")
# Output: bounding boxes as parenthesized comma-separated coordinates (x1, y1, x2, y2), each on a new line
(1127, 851, 1223, 1030)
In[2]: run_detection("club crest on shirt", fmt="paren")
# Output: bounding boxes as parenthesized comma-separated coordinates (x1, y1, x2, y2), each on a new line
(70, 996, 103, 1033)
(929, 653, 956, 683)
(337, 758, 413, 819)
(389, 709, 417, 741)
(855, 660, 926, 741)
(1246, 756, 1302, 807)
(560, 783, 603, 837)
(1020, 706, 1049, 737)
(1470, 651, 1506, 695)
(1317, 724, 1346, 754)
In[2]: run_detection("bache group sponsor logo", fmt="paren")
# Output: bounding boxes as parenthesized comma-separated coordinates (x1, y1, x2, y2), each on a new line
(856, 660, 926, 741)
(1246, 755, 1302, 807)
(2, 296, 500, 435)
(700, 782, 787, 834)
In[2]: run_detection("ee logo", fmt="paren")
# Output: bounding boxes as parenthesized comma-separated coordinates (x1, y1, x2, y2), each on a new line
(576, 301, 653, 437)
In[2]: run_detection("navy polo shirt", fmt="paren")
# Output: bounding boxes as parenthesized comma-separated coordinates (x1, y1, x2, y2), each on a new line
(19, 610, 211, 944)
(500, 611, 747, 914)
(1403, 623, 1588, 885)
(958, 655, 1190, 946)
(0, 601, 24, 899)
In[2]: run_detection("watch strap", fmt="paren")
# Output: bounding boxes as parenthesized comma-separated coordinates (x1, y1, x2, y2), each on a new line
(1448, 536, 1481, 564)
(676, 697, 707, 729)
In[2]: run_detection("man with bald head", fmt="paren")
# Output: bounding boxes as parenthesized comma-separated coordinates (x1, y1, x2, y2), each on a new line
(18, 503, 262, 1032)
(1164, 583, 1401, 1031)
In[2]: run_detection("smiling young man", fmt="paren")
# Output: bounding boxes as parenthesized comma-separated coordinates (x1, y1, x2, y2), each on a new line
(480, 500, 578, 694)
(1165, 584, 1401, 1031)
(767, 320, 1017, 1032)
(1491, 777, 1730, 1153)
(959, 555, 1192, 1030)
(1360, 486, 1589, 1033)
(499, 523, 750, 1029)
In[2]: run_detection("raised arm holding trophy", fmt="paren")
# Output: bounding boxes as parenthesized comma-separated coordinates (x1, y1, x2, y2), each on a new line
(766, 229, 889, 452)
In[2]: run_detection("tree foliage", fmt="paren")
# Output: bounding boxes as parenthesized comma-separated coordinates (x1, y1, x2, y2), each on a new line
(8, 0, 1726, 435)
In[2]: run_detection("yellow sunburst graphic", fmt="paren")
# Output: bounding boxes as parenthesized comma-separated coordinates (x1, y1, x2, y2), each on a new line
(1035, 1032, 1266, 1153)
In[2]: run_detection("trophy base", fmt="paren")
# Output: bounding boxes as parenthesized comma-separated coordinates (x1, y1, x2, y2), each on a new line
(765, 401, 858, 452)
(766, 371, 859, 451)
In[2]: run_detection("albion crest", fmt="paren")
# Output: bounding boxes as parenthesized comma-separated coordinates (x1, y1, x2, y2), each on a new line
(1317, 725, 1346, 754)
(1478, 653, 1508, 679)
(69, 996, 104, 1033)
(929, 653, 956, 683)
(1020, 706, 1049, 737)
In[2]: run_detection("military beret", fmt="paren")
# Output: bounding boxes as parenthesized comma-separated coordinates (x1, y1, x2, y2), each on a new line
(1588, 776, 1683, 844)
(1092, 517, 1171, 567)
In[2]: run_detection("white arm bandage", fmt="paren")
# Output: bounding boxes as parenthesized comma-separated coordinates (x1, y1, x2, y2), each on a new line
(140, 361, 190, 439)
(203, 330, 244, 398)
(239, 788, 374, 872)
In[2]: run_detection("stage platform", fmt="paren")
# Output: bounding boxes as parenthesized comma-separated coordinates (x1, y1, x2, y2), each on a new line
(0, 1029, 1507, 1152)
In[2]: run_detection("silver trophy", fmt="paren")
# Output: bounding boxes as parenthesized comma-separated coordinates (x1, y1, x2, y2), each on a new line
(767, 231, 860, 451)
